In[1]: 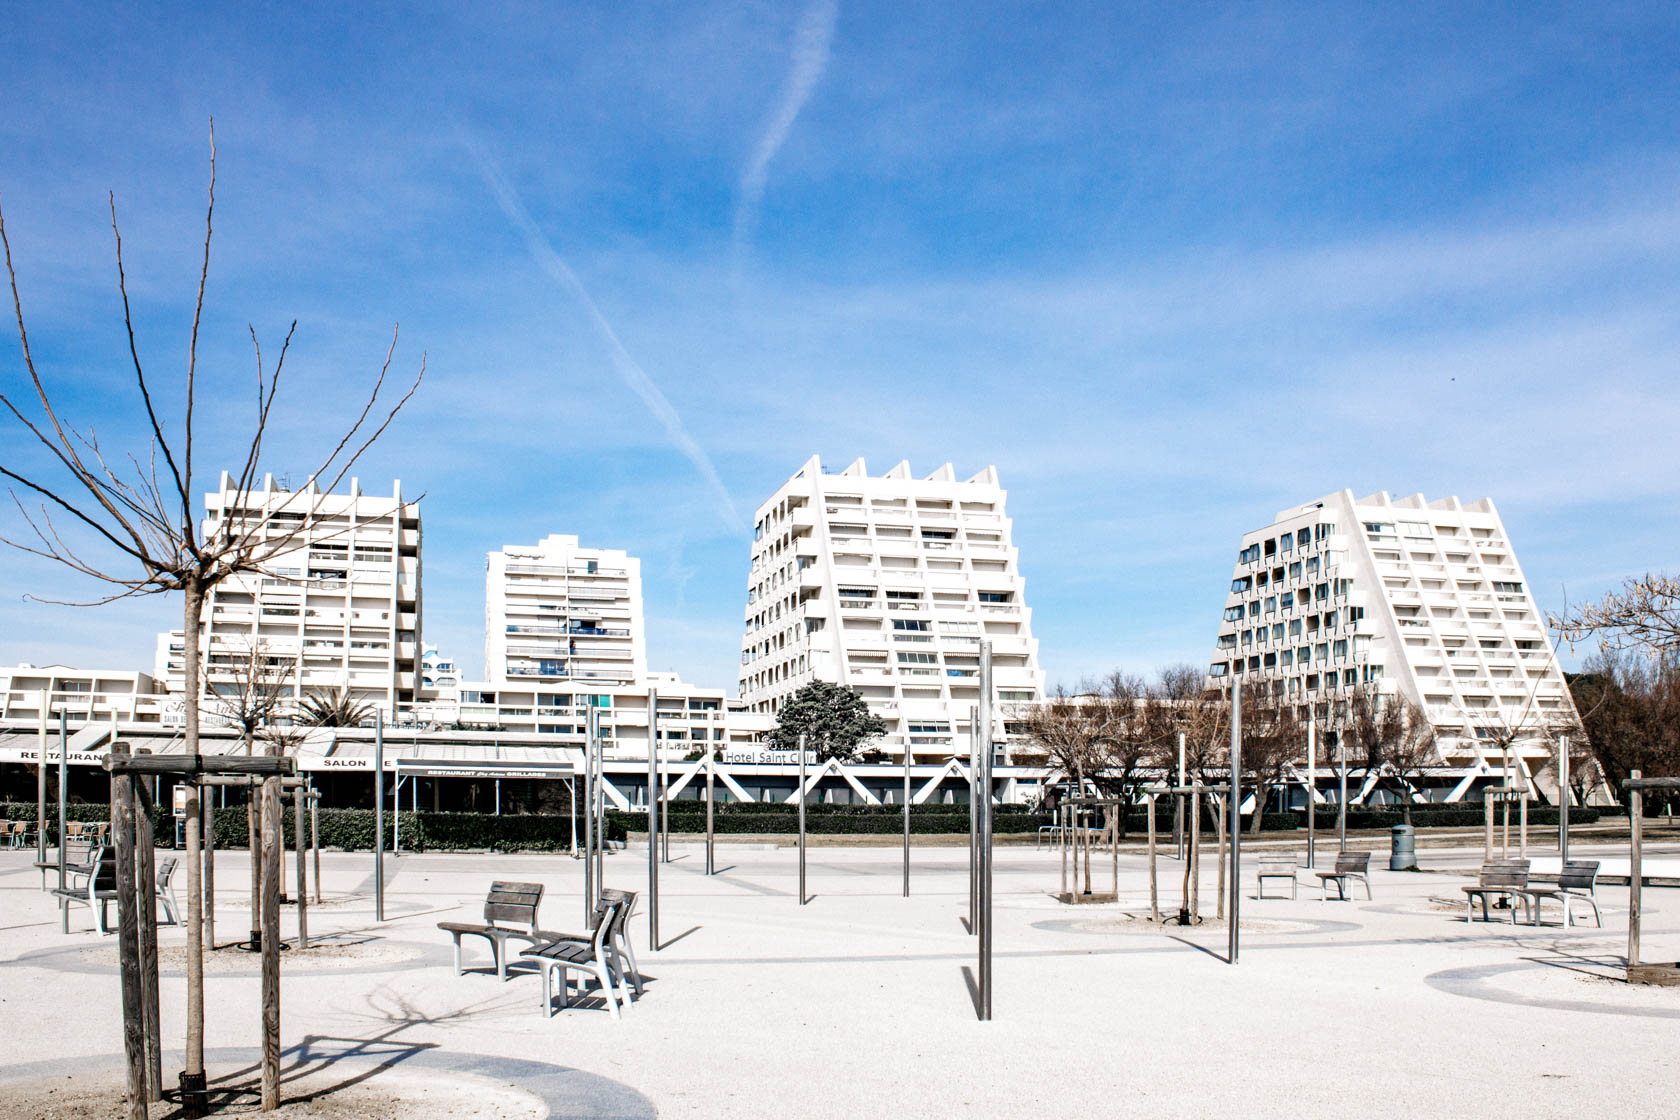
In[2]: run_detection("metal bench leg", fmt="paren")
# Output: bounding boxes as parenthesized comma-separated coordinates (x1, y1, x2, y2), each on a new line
(453, 936, 463, 976)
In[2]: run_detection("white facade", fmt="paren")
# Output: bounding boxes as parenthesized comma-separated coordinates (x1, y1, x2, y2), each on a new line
(159, 473, 423, 718)
(485, 535, 646, 687)
(740, 456, 1044, 759)
(1209, 489, 1577, 781)
(0, 664, 179, 727)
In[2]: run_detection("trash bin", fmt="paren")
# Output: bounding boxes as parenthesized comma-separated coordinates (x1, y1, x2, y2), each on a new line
(1389, 822, 1417, 871)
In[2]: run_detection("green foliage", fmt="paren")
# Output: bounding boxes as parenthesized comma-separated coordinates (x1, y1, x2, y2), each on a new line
(768, 681, 888, 761)
(297, 685, 375, 727)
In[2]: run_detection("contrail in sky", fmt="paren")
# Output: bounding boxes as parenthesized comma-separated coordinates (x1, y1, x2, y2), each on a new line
(733, 0, 839, 268)
(471, 146, 745, 533)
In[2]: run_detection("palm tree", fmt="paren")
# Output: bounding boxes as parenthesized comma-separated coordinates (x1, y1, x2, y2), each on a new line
(297, 686, 374, 728)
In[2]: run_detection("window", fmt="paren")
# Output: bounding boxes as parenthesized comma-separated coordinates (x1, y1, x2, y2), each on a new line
(1279, 531, 1294, 550)
(1242, 629, 1254, 646)
(907, 722, 950, 734)
(1315, 583, 1329, 601)
(896, 652, 937, 664)
(1218, 634, 1236, 649)
(1398, 521, 1430, 537)
(1248, 602, 1261, 618)
(892, 619, 931, 632)
(839, 587, 874, 598)
(1271, 623, 1284, 642)
(1333, 639, 1348, 659)
(1280, 650, 1293, 668)
(1232, 577, 1252, 593)
(1224, 606, 1244, 622)
(1492, 582, 1523, 594)
(1210, 663, 1229, 677)
(979, 592, 1012, 604)
(886, 589, 922, 600)
(1306, 556, 1320, 576)
(1323, 609, 1339, 629)
(1265, 596, 1277, 615)
(1289, 619, 1303, 638)
(1264, 538, 1277, 556)
(1289, 561, 1302, 580)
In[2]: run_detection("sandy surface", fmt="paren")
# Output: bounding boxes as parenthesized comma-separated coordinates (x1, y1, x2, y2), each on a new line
(3, 838, 1678, 1119)
(0, 1069, 543, 1120)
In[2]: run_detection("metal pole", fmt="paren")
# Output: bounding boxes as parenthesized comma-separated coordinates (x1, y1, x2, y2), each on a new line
(797, 734, 808, 903)
(293, 784, 308, 950)
(374, 710, 385, 923)
(594, 708, 605, 898)
(393, 770, 400, 857)
(36, 690, 47, 868)
(1628, 771, 1642, 969)
(1229, 677, 1242, 966)
(310, 790, 321, 905)
(1306, 715, 1315, 870)
(977, 640, 993, 1021)
(705, 743, 716, 876)
(1337, 729, 1347, 855)
(58, 708, 68, 890)
(647, 687, 659, 950)
(902, 742, 912, 898)
(584, 704, 597, 922)
(968, 718, 978, 930)
(660, 718, 671, 863)
(1559, 734, 1569, 864)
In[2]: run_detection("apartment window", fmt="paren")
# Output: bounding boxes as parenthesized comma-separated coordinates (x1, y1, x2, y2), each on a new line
(1289, 561, 1302, 580)
(1279, 531, 1294, 551)
(1232, 577, 1252, 593)
(1210, 663, 1229, 678)
(1363, 522, 1393, 536)
(1238, 544, 1261, 564)
(1323, 609, 1339, 629)
(1242, 629, 1253, 646)
(1218, 634, 1236, 649)
(1280, 650, 1293, 668)
(1271, 623, 1284, 642)
(1398, 521, 1430, 538)
(1492, 582, 1523, 594)
(1224, 606, 1244, 622)
(1315, 583, 1329, 601)
(978, 592, 1012, 604)
(1333, 639, 1348, 659)
(1265, 596, 1277, 615)
(1305, 556, 1320, 577)
(1315, 643, 1329, 662)
(896, 652, 937, 665)
(892, 619, 931, 632)
(1264, 538, 1277, 556)
(839, 587, 874, 598)
(1289, 619, 1303, 638)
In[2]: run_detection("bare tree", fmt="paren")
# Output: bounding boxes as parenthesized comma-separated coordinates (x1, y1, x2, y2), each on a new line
(0, 125, 423, 1085)
(1236, 681, 1305, 834)
(1568, 651, 1680, 809)
(1018, 683, 1106, 797)
(205, 639, 298, 754)
(1553, 575, 1680, 656)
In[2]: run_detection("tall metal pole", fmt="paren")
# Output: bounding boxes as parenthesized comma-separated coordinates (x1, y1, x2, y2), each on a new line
(977, 641, 994, 1020)
(594, 705, 605, 899)
(1228, 677, 1242, 966)
(1628, 770, 1642, 969)
(647, 687, 659, 950)
(902, 742, 912, 897)
(58, 708, 68, 890)
(968, 718, 978, 931)
(797, 733, 807, 904)
(1558, 734, 1570, 865)
(36, 690, 48, 867)
(584, 704, 597, 921)
(705, 743, 715, 876)
(374, 710, 385, 922)
(1305, 715, 1316, 870)
(1337, 728, 1348, 854)
(660, 718, 671, 863)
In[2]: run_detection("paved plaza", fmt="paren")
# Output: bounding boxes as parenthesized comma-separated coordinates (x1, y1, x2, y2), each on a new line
(2, 836, 1677, 1118)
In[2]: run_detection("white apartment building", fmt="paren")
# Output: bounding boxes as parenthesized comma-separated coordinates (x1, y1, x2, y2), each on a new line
(1208, 489, 1577, 790)
(158, 473, 423, 718)
(484, 535, 647, 686)
(739, 456, 1045, 759)
(0, 665, 179, 728)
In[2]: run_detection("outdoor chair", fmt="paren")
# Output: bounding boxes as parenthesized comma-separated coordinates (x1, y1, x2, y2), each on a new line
(36, 839, 94, 890)
(1463, 859, 1533, 923)
(437, 881, 547, 980)
(522, 897, 626, 1019)
(1315, 851, 1372, 901)
(155, 856, 182, 925)
(1524, 860, 1602, 928)
(534, 888, 644, 1001)
(53, 846, 117, 934)
(1256, 857, 1298, 899)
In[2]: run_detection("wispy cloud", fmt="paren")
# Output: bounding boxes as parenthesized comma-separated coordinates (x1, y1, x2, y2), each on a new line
(732, 0, 839, 269)
(469, 143, 745, 533)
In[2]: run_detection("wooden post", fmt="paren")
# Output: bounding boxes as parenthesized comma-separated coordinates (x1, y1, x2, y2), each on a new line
(111, 762, 146, 1120)
(1110, 803, 1119, 899)
(294, 784, 308, 950)
(136, 773, 162, 1101)
(247, 796, 261, 950)
(1189, 780, 1201, 922)
(1147, 794, 1158, 923)
(1484, 793, 1494, 862)
(259, 776, 282, 1111)
(1058, 802, 1068, 898)
(1215, 792, 1227, 922)
(1628, 771, 1642, 970)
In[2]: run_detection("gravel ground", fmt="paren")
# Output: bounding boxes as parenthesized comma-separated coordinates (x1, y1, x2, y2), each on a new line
(2, 837, 1677, 1119)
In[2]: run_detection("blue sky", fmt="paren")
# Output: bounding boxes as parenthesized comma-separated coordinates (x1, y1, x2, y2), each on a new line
(2, 2, 1677, 690)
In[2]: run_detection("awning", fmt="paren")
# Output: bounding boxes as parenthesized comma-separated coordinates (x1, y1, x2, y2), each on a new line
(296, 735, 577, 774)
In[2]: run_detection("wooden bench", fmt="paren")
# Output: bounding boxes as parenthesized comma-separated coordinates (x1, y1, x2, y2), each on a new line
(1524, 860, 1601, 928)
(438, 881, 547, 980)
(1315, 851, 1372, 901)
(35, 839, 95, 890)
(53, 846, 117, 934)
(1463, 859, 1532, 923)
(1256, 857, 1298, 900)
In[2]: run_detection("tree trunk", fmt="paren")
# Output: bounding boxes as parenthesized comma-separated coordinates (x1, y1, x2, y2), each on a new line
(181, 578, 206, 1079)
(1249, 780, 1265, 835)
